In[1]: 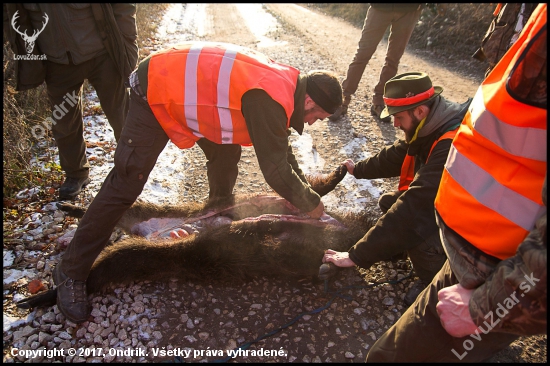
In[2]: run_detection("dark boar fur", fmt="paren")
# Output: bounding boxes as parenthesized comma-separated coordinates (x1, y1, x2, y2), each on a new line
(18, 165, 373, 309)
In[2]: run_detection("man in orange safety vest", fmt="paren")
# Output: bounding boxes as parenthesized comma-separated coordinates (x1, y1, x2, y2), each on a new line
(366, 3, 547, 362)
(52, 41, 343, 323)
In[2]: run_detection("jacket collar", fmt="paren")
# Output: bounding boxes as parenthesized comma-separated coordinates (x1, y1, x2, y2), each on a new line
(289, 74, 306, 135)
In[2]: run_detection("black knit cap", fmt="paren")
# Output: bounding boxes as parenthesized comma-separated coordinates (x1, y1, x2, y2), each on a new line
(306, 71, 342, 114)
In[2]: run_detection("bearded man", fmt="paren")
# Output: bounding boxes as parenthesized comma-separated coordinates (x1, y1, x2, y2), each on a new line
(323, 72, 471, 306)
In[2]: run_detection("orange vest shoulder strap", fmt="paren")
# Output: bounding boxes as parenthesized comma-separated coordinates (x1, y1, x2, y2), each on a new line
(398, 128, 458, 191)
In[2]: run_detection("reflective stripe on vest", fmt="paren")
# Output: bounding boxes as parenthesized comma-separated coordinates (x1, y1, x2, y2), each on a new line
(147, 42, 299, 148)
(435, 4, 547, 260)
(398, 129, 458, 191)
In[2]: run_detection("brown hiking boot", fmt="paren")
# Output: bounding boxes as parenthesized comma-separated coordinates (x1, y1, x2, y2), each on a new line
(53, 263, 90, 323)
(370, 104, 391, 123)
(328, 104, 348, 122)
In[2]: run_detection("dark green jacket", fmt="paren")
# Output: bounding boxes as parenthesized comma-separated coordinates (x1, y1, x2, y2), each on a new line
(348, 96, 471, 269)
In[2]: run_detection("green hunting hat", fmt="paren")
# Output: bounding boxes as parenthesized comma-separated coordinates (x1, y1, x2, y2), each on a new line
(380, 72, 443, 119)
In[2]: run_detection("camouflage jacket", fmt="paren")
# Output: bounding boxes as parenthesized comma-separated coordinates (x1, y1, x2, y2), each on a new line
(439, 177, 547, 335)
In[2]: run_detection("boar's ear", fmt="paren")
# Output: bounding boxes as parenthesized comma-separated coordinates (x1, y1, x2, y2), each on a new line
(16, 289, 58, 309)
(306, 165, 347, 197)
(56, 202, 87, 218)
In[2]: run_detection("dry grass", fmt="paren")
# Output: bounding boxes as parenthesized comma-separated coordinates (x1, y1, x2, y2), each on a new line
(2, 4, 170, 200)
(310, 3, 371, 28)
(409, 4, 495, 58)
(2, 41, 54, 199)
(135, 3, 171, 56)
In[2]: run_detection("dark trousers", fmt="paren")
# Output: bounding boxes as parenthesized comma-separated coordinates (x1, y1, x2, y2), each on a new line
(378, 191, 446, 282)
(196, 139, 241, 199)
(61, 90, 242, 280)
(366, 261, 518, 362)
(45, 53, 129, 179)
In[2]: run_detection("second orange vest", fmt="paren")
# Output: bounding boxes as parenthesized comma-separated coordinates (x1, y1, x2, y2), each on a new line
(398, 129, 458, 191)
(435, 4, 547, 260)
(147, 41, 300, 149)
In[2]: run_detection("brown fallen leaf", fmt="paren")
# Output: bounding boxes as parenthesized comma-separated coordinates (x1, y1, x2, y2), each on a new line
(28, 279, 46, 294)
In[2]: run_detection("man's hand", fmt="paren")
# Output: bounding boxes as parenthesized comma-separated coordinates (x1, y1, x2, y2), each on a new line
(436, 284, 479, 338)
(322, 249, 356, 267)
(306, 200, 324, 219)
(342, 159, 355, 175)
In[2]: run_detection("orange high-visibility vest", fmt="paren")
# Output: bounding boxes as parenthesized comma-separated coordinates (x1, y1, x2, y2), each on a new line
(398, 129, 458, 191)
(435, 4, 547, 260)
(147, 42, 300, 148)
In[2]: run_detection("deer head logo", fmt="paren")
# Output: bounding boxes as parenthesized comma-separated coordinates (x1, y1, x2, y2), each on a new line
(11, 10, 49, 54)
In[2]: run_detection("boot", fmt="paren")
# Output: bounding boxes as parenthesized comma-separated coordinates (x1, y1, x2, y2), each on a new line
(53, 263, 90, 323)
(370, 104, 391, 123)
(59, 176, 91, 200)
(328, 95, 351, 122)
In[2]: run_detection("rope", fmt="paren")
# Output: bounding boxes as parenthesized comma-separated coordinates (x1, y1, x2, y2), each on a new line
(208, 264, 415, 363)
(164, 264, 414, 362)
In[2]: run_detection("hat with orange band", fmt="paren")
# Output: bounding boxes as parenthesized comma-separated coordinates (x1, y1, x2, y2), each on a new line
(380, 72, 443, 119)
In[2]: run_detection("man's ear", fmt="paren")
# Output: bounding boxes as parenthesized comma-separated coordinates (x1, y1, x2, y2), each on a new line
(417, 105, 430, 119)
(304, 94, 315, 108)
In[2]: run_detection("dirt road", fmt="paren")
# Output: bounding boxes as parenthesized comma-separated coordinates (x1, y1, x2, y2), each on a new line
(4, 4, 545, 364)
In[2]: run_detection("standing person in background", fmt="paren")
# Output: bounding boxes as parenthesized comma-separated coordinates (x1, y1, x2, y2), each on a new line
(329, 3, 423, 122)
(3, 4, 139, 200)
(366, 4, 547, 361)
